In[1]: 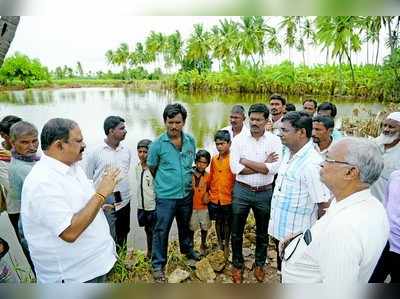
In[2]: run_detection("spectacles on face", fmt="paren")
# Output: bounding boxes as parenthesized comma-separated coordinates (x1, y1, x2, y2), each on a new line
(324, 158, 353, 166)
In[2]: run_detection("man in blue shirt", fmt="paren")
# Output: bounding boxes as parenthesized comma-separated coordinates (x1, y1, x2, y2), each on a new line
(147, 103, 199, 282)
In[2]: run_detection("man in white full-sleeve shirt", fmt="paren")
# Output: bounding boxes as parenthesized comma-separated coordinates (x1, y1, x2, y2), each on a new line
(85, 116, 132, 249)
(229, 103, 283, 283)
(281, 137, 389, 283)
(21, 118, 119, 283)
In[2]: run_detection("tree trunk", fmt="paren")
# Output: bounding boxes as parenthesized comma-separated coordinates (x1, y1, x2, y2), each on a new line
(375, 38, 380, 66)
(388, 19, 394, 55)
(0, 16, 20, 67)
(344, 48, 355, 83)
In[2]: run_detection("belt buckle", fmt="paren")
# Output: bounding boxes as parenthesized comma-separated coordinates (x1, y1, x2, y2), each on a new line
(251, 186, 258, 192)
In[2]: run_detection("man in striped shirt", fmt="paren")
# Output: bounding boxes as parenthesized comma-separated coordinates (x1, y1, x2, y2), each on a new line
(268, 111, 331, 272)
(230, 103, 283, 283)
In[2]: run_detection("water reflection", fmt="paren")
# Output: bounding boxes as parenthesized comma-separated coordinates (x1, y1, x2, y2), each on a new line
(0, 87, 386, 152)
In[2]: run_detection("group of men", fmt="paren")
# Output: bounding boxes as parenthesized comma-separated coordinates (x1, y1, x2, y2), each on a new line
(0, 94, 399, 284)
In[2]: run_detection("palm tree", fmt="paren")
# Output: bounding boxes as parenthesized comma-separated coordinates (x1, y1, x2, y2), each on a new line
(114, 43, 130, 79)
(164, 31, 183, 70)
(383, 16, 400, 56)
(129, 42, 148, 67)
(145, 31, 165, 69)
(279, 16, 299, 61)
(296, 17, 316, 65)
(105, 49, 116, 66)
(210, 19, 241, 70)
(76, 61, 84, 77)
(186, 23, 212, 73)
(315, 16, 363, 82)
(0, 16, 20, 67)
(238, 16, 264, 66)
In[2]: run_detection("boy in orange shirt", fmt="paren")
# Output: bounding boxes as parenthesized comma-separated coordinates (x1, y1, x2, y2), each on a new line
(208, 130, 235, 258)
(190, 149, 211, 256)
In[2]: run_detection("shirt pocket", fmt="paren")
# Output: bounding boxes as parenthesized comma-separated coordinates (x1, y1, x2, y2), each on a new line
(181, 150, 194, 170)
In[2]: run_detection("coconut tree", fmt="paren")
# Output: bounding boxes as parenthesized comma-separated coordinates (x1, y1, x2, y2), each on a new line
(383, 16, 400, 56)
(238, 16, 263, 66)
(210, 18, 241, 70)
(279, 16, 299, 61)
(145, 31, 165, 69)
(129, 42, 148, 67)
(296, 17, 316, 65)
(315, 16, 363, 82)
(164, 30, 184, 71)
(0, 16, 20, 67)
(262, 17, 282, 63)
(114, 43, 130, 79)
(186, 23, 212, 73)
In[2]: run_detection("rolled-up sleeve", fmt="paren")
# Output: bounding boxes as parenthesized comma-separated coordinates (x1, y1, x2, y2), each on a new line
(147, 140, 160, 168)
(229, 138, 244, 175)
(265, 136, 283, 175)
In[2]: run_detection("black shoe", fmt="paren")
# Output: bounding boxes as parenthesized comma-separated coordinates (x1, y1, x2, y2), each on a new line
(152, 269, 166, 283)
(185, 250, 201, 261)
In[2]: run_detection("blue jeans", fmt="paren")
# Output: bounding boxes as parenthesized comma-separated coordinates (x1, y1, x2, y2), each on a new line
(152, 194, 194, 270)
(231, 182, 272, 268)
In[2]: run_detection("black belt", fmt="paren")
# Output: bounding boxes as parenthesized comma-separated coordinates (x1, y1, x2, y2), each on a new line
(236, 181, 273, 192)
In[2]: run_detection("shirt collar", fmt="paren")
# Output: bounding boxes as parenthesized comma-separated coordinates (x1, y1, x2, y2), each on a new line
(384, 141, 400, 154)
(313, 139, 333, 154)
(291, 140, 314, 160)
(327, 189, 372, 216)
(243, 129, 269, 140)
(41, 153, 73, 175)
(103, 140, 124, 151)
(160, 132, 190, 143)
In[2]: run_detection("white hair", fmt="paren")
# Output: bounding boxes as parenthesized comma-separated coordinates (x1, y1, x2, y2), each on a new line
(343, 137, 384, 185)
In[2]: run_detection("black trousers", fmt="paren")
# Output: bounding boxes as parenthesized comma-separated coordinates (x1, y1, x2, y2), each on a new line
(231, 182, 272, 268)
(115, 203, 131, 250)
(369, 242, 400, 283)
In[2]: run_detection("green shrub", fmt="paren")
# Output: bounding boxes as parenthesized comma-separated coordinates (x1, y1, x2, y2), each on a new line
(0, 52, 51, 87)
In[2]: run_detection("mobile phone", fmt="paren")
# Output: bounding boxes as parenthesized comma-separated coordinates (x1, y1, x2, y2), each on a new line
(303, 229, 312, 245)
(114, 191, 122, 203)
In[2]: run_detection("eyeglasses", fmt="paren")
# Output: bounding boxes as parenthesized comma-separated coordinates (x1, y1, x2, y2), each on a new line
(324, 158, 354, 166)
(280, 229, 312, 262)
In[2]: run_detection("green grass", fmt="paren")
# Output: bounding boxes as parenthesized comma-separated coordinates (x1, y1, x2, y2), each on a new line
(0, 78, 164, 91)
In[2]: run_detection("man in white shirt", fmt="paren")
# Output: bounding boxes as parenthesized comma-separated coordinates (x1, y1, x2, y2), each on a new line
(302, 99, 317, 117)
(312, 115, 335, 158)
(21, 118, 119, 283)
(268, 94, 286, 135)
(371, 111, 400, 202)
(230, 103, 283, 283)
(281, 137, 389, 283)
(221, 105, 246, 140)
(268, 111, 331, 272)
(85, 116, 132, 249)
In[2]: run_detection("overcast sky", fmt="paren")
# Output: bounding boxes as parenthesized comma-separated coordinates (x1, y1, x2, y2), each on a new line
(8, 16, 390, 73)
